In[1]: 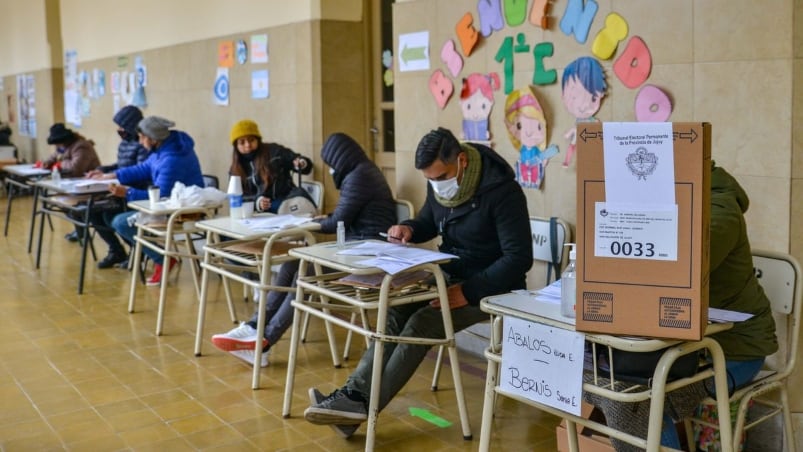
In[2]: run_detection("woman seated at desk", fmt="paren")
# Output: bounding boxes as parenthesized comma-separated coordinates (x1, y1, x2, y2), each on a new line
(585, 163, 777, 451)
(210, 132, 396, 367)
(227, 119, 312, 214)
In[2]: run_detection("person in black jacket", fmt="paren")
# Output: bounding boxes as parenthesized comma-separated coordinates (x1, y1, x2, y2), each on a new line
(211, 132, 396, 367)
(228, 119, 312, 213)
(84, 105, 150, 267)
(303, 127, 533, 438)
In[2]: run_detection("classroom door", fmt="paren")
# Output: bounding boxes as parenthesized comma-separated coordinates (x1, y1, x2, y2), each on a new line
(367, 0, 396, 194)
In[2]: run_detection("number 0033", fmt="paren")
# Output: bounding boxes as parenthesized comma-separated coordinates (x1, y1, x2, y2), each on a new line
(610, 241, 655, 257)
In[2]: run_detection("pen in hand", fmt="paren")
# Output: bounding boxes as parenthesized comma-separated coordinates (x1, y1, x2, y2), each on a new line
(379, 232, 404, 242)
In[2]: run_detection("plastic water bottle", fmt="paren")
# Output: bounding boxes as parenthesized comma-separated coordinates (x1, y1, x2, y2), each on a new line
(336, 221, 346, 249)
(227, 175, 243, 219)
(51, 166, 61, 183)
(561, 243, 577, 318)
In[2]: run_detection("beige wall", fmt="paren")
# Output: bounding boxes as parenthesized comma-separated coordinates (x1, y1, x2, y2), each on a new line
(58, 0, 363, 63)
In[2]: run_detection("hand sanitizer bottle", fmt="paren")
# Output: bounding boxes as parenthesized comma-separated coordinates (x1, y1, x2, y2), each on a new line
(561, 243, 577, 318)
(336, 221, 346, 249)
(51, 166, 61, 182)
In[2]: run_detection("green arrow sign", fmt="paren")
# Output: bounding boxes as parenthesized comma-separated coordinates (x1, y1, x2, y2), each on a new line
(401, 44, 427, 64)
(409, 407, 452, 428)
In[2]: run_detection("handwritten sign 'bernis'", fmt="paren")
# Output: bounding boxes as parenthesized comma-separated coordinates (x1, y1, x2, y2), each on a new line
(499, 317, 585, 416)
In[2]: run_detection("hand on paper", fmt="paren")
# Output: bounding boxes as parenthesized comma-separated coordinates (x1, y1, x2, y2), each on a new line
(256, 196, 271, 211)
(386, 225, 412, 244)
(430, 284, 468, 310)
(84, 169, 103, 179)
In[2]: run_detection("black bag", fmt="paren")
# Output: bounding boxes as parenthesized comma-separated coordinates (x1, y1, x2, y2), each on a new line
(595, 345, 703, 385)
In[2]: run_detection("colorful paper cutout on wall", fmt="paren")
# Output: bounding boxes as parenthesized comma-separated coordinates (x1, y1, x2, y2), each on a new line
(613, 36, 652, 89)
(382, 50, 394, 87)
(533, 42, 557, 85)
(559, 0, 598, 44)
(236, 40, 248, 64)
(503, 0, 527, 26)
(398, 31, 430, 72)
(213, 67, 230, 106)
(561, 56, 606, 167)
(634, 84, 672, 122)
(441, 40, 463, 78)
(251, 70, 269, 99)
(529, 0, 550, 28)
(477, 0, 504, 37)
(460, 73, 500, 141)
(591, 13, 628, 60)
(504, 86, 558, 189)
(455, 12, 479, 57)
(218, 41, 234, 68)
(428, 69, 453, 109)
(251, 34, 268, 63)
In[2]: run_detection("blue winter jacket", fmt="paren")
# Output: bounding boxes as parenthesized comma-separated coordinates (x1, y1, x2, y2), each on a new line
(115, 130, 204, 201)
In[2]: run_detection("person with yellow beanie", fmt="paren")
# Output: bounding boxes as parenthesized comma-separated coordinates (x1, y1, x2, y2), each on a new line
(228, 119, 312, 213)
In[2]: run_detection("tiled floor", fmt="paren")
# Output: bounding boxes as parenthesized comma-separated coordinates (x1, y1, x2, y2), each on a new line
(0, 195, 561, 451)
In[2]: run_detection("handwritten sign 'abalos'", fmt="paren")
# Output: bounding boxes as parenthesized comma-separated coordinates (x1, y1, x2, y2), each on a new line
(499, 317, 585, 416)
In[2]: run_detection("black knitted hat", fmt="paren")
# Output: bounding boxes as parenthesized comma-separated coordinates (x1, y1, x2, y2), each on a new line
(46, 123, 76, 145)
(113, 105, 144, 136)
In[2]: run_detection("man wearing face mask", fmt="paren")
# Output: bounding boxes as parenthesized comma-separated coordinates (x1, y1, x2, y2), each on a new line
(84, 105, 150, 268)
(304, 127, 532, 438)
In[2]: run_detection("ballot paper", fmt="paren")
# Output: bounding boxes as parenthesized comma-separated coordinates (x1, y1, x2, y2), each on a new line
(337, 241, 457, 275)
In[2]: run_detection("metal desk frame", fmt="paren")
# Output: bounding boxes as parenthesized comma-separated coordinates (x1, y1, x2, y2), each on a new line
(478, 293, 734, 452)
(282, 241, 473, 451)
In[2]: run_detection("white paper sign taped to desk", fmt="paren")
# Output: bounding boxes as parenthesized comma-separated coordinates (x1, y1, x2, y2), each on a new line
(499, 317, 585, 416)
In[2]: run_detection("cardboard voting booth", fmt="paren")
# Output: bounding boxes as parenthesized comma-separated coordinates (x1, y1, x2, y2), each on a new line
(575, 122, 711, 340)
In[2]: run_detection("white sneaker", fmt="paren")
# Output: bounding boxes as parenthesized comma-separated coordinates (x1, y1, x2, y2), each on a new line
(230, 349, 269, 368)
(252, 286, 261, 302)
(211, 322, 268, 352)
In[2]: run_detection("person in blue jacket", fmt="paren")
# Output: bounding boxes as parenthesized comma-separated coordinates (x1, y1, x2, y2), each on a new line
(101, 116, 204, 285)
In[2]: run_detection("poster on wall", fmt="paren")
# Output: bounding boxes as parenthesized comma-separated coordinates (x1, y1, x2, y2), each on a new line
(251, 70, 269, 99)
(16, 74, 36, 137)
(218, 41, 235, 67)
(251, 34, 268, 63)
(63, 49, 80, 127)
(213, 67, 230, 106)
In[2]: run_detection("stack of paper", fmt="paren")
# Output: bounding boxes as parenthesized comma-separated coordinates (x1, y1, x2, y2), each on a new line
(61, 179, 118, 193)
(336, 241, 457, 275)
(241, 214, 312, 231)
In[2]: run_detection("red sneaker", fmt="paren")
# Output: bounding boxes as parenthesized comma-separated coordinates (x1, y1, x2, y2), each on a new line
(146, 258, 178, 286)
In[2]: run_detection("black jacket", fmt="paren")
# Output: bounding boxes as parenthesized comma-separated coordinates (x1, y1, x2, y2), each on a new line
(403, 142, 533, 305)
(317, 133, 396, 239)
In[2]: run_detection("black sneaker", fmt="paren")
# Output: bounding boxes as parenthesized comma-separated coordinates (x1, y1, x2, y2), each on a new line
(308, 388, 359, 438)
(64, 231, 80, 242)
(97, 252, 128, 269)
(304, 387, 367, 425)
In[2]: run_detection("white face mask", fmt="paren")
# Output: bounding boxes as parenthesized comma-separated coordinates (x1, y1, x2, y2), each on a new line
(429, 159, 462, 200)
(329, 167, 336, 175)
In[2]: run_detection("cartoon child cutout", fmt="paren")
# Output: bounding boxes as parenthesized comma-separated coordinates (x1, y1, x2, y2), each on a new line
(504, 86, 558, 189)
(460, 73, 500, 141)
(561, 56, 607, 167)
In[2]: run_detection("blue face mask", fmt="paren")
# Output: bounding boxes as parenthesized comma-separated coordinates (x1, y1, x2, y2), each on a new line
(56, 146, 66, 154)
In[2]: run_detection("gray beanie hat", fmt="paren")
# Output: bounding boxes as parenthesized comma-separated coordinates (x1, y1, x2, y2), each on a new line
(137, 116, 175, 141)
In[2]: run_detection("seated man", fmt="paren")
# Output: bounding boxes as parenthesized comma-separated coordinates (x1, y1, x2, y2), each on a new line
(101, 116, 204, 285)
(303, 127, 533, 438)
